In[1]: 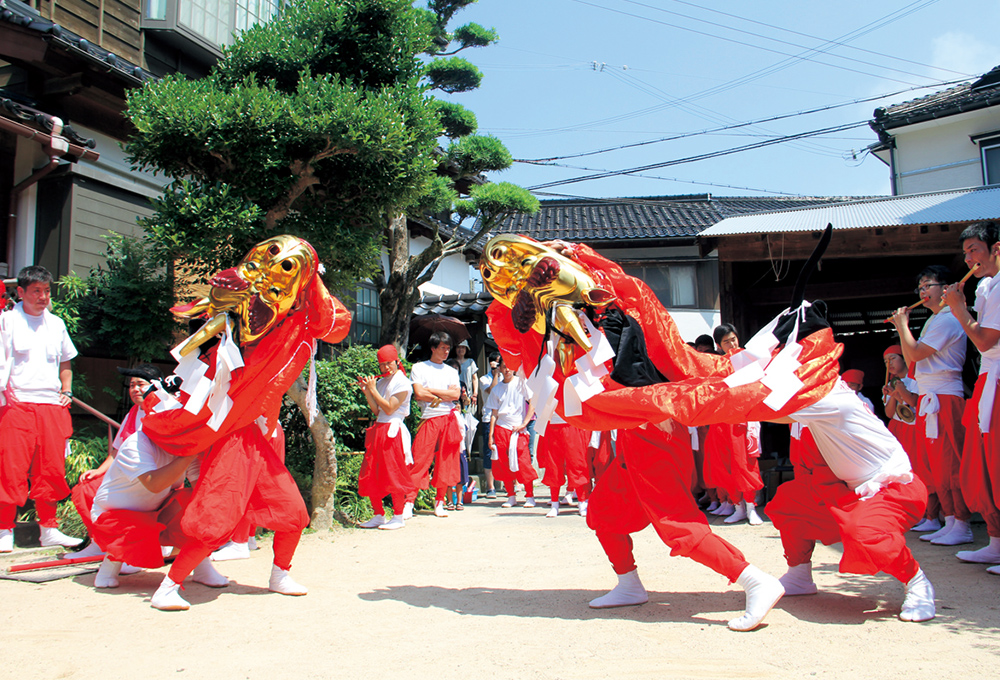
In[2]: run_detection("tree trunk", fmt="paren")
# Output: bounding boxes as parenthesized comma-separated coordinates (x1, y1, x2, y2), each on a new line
(286, 375, 346, 530)
(378, 211, 422, 350)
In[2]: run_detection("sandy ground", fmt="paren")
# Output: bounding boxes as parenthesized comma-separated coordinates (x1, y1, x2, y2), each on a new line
(1, 497, 999, 680)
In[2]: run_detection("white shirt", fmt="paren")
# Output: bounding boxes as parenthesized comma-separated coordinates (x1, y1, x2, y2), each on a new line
(458, 358, 477, 395)
(91, 432, 196, 520)
(486, 376, 530, 429)
(375, 371, 412, 424)
(976, 275, 1000, 373)
(410, 360, 459, 419)
(112, 406, 147, 450)
(915, 309, 966, 396)
(791, 382, 912, 496)
(0, 303, 77, 404)
(479, 371, 496, 423)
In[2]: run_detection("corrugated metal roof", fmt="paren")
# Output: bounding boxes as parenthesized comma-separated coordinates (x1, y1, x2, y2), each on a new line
(699, 185, 1000, 237)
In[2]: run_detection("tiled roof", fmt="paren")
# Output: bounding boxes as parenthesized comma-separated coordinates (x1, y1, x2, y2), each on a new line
(495, 195, 856, 242)
(870, 65, 1000, 133)
(414, 291, 493, 317)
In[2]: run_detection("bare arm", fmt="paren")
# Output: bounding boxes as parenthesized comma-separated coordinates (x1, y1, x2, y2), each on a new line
(944, 282, 1000, 353)
(58, 361, 72, 407)
(889, 308, 937, 363)
(137, 455, 192, 494)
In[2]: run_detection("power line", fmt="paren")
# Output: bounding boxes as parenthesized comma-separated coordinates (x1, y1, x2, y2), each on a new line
(516, 80, 966, 162)
(525, 121, 870, 190)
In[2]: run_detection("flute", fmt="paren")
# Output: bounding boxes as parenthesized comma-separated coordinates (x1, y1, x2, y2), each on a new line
(356, 373, 390, 386)
(883, 263, 980, 323)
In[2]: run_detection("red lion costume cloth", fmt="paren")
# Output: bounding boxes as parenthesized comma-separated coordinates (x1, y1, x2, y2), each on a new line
(140, 235, 350, 610)
(480, 230, 935, 627)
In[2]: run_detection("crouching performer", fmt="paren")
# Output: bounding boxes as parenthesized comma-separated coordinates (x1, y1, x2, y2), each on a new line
(140, 235, 350, 611)
(89, 429, 210, 589)
(479, 225, 934, 628)
(769, 418, 933, 622)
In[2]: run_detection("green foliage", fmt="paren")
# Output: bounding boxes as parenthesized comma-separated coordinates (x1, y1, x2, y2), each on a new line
(71, 234, 179, 362)
(424, 56, 483, 93)
(447, 134, 513, 177)
(65, 435, 109, 487)
(412, 174, 459, 214)
(455, 182, 541, 222)
(50, 274, 89, 342)
(451, 22, 498, 50)
(434, 100, 477, 138)
(125, 0, 444, 289)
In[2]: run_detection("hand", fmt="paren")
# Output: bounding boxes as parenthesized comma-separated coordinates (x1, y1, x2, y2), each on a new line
(58, 391, 72, 408)
(890, 306, 910, 329)
(360, 375, 377, 392)
(942, 283, 964, 310)
(79, 469, 99, 483)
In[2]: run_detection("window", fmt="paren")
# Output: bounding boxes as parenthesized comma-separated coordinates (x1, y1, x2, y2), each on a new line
(143, 0, 280, 48)
(984, 141, 1000, 185)
(621, 262, 705, 309)
(351, 285, 381, 345)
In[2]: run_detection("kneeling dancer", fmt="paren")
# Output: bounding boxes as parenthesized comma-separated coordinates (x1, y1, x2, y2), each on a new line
(769, 406, 934, 622)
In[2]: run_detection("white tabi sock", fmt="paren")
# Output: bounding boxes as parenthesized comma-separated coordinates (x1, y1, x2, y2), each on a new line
(899, 569, 935, 622)
(778, 562, 817, 596)
(192, 558, 230, 588)
(546, 501, 560, 518)
(151, 576, 190, 611)
(94, 557, 122, 589)
(728, 565, 784, 631)
(931, 518, 974, 546)
(921, 515, 954, 542)
(724, 501, 749, 524)
(956, 536, 1000, 563)
(589, 569, 648, 608)
(269, 564, 308, 596)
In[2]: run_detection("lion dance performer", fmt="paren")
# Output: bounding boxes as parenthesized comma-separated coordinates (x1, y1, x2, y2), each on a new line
(140, 235, 350, 611)
(479, 225, 934, 628)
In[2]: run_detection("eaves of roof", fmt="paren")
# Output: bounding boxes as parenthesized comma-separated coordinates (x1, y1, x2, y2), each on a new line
(0, 0, 156, 87)
(871, 65, 1000, 132)
(699, 184, 1000, 237)
(413, 291, 494, 317)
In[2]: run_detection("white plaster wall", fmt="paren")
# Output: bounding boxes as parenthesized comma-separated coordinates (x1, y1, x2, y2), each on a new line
(891, 107, 1000, 194)
(672, 309, 722, 343)
(378, 233, 475, 296)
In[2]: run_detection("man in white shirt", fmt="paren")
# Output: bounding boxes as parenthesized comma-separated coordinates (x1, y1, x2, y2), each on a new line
(408, 332, 463, 518)
(0, 266, 81, 551)
(942, 221, 1000, 571)
(890, 266, 972, 544)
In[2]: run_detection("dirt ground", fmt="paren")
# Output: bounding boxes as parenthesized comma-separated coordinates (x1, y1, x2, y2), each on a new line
(2, 497, 998, 680)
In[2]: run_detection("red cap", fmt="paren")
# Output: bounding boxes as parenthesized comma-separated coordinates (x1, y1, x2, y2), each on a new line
(883, 344, 903, 358)
(841, 368, 864, 384)
(376, 345, 399, 362)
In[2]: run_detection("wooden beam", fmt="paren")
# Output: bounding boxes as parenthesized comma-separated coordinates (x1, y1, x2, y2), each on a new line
(715, 224, 961, 262)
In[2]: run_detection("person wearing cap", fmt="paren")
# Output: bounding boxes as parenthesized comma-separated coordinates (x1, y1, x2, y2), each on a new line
(453, 339, 478, 406)
(0, 265, 81, 552)
(408, 332, 463, 518)
(841, 368, 875, 414)
(891, 266, 975, 548)
(71, 364, 164, 559)
(357, 345, 416, 530)
(942, 221, 1000, 573)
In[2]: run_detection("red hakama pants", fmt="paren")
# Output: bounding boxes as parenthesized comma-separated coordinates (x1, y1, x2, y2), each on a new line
(407, 414, 462, 502)
(587, 425, 749, 582)
(0, 402, 73, 529)
(491, 425, 539, 488)
(89, 489, 193, 568)
(960, 376, 1000, 536)
(168, 423, 308, 581)
(917, 394, 969, 520)
(768, 428, 926, 582)
(360, 422, 417, 502)
(538, 423, 590, 500)
(703, 423, 761, 505)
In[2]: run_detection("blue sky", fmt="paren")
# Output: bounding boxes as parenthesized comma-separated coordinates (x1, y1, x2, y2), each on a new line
(446, 0, 1000, 200)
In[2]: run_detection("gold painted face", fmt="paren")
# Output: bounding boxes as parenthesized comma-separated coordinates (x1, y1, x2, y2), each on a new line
(479, 234, 614, 352)
(175, 235, 318, 351)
